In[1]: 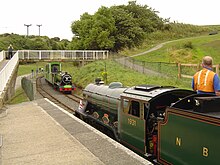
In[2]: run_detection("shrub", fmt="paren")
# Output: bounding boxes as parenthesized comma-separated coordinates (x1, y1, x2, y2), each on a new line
(183, 41, 193, 49)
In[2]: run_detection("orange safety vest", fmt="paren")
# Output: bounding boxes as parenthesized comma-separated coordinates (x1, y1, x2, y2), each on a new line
(193, 68, 215, 92)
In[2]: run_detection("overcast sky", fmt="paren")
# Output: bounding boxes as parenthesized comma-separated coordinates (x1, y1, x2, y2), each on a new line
(0, 0, 219, 40)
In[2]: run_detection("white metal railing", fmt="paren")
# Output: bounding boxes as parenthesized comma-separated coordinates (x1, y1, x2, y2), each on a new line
(0, 51, 4, 62)
(0, 52, 19, 95)
(17, 50, 109, 60)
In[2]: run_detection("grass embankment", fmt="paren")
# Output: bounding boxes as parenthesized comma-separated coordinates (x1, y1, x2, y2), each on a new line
(120, 24, 220, 58)
(68, 60, 191, 89)
(8, 87, 29, 104)
(10, 62, 48, 104)
(133, 33, 220, 64)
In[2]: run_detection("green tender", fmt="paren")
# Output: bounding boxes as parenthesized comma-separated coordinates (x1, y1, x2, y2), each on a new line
(158, 108, 220, 165)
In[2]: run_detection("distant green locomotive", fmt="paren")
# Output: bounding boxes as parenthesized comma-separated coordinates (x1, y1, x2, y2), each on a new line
(45, 62, 75, 93)
(76, 81, 220, 164)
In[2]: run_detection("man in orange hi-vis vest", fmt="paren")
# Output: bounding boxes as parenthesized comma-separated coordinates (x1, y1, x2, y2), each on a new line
(192, 56, 220, 96)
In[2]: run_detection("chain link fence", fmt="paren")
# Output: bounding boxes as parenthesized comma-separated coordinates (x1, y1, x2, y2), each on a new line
(114, 56, 179, 78)
(113, 54, 220, 79)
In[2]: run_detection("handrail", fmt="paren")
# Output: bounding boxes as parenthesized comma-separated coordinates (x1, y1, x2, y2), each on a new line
(17, 50, 109, 60)
(0, 51, 4, 62)
(0, 52, 19, 95)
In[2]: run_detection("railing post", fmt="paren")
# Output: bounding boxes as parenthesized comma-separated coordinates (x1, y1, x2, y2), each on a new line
(85, 51, 87, 60)
(216, 64, 219, 76)
(39, 51, 41, 60)
(23, 50, 24, 60)
(106, 51, 108, 59)
(197, 63, 200, 71)
(28, 50, 30, 60)
(93, 51, 95, 60)
(178, 63, 181, 79)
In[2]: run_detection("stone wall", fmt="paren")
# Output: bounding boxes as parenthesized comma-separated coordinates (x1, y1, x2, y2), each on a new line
(21, 77, 36, 101)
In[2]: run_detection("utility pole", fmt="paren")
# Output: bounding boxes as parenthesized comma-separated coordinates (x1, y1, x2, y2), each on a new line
(36, 24, 42, 36)
(24, 24, 32, 36)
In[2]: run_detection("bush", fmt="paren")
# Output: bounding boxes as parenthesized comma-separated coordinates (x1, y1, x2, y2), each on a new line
(183, 41, 193, 49)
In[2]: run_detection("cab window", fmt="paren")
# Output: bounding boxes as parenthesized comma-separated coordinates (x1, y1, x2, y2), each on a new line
(128, 100, 140, 117)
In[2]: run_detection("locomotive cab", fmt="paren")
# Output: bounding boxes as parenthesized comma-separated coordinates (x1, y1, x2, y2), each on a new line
(119, 85, 194, 158)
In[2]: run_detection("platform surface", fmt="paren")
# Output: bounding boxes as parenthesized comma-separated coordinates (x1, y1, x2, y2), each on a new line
(0, 99, 152, 165)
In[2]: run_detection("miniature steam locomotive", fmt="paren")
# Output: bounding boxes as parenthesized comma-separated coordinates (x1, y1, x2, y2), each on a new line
(76, 81, 220, 165)
(45, 62, 75, 93)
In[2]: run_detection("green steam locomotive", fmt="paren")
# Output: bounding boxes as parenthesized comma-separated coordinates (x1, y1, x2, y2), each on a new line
(76, 80, 220, 165)
(45, 62, 75, 93)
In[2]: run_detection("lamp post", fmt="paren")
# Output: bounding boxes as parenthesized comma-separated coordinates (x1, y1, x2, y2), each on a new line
(36, 24, 42, 36)
(24, 24, 32, 36)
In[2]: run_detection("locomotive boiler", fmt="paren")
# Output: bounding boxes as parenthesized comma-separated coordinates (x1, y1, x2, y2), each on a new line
(76, 81, 220, 164)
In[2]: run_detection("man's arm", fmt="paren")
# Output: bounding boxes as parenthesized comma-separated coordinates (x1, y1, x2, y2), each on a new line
(192, 77, 195, 91)
(213, 74, 220, 96)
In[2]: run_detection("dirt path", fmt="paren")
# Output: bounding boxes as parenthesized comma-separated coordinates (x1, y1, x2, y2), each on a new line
(115, 41, 172, 77)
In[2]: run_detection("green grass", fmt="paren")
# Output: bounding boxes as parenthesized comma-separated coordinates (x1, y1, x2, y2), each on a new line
(70, 60, 192, 89)
(18, 62, 47, 76)
(8, 87, 29, 104)
(17, 60, 192, 90)
(133, 33, 220, 64)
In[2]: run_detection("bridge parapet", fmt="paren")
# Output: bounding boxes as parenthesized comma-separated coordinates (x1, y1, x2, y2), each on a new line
(0, 52, 19, 108)
(17, 50, 109, 61)
(0, 51, 5, 62)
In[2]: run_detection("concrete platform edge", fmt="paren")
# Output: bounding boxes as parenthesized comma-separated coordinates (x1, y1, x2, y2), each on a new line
(43, 98, 152, 165)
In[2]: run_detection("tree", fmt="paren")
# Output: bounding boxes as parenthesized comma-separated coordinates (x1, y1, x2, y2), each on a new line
(110, 6, 145, 51)
(70, 1, 164, 51)
(122, 1, 164, 33)
(71, 7, 116, 50)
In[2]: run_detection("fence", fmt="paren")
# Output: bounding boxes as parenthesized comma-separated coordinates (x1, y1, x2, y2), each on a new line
(0, 51, 4, 62)
(178, 63, 220, 79)
(116, 56, 220, 79)
(115, 57, 178, 78)
(16, 50, 109, 61)
(0, 52, 19, 95)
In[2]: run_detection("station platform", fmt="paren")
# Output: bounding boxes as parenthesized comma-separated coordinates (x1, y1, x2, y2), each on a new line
(0, 98, 152, 165)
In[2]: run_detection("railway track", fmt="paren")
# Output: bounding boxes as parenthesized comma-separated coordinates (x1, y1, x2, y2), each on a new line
(36, 76, 81, 114)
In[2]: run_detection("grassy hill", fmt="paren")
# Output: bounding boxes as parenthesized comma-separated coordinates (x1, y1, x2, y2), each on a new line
(133, 33, 220, 64)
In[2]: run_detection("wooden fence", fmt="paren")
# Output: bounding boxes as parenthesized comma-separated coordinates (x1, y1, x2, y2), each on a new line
(178, 63, 220, 79)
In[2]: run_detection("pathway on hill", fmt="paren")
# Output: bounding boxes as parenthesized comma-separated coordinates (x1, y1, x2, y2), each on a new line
(130, 42, 168, 57)
(115, 41, 172, 77)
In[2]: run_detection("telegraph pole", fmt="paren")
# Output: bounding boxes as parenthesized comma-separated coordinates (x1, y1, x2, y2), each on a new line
(24, 24, 32, 36)
(36, 24, 42, 36)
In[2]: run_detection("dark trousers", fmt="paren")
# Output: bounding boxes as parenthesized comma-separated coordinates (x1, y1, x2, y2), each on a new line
(8, 52, 13, 59)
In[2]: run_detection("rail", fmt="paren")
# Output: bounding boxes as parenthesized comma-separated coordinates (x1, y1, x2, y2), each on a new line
(0, 51, 4, 62)
(0, 52, 19, 95)
(17, 50, 109, 60)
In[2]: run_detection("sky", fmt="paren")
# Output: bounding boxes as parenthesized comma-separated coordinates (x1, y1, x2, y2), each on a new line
(0, 0, 219, 40)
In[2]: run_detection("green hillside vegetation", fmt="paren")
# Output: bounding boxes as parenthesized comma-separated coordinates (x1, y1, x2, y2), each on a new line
(133, 33, 220, 64)
(121, 24, 220, 57)
(0, 33, 70, 51)
(69, 60, 191, 89)
(17, 60, 191, 89)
